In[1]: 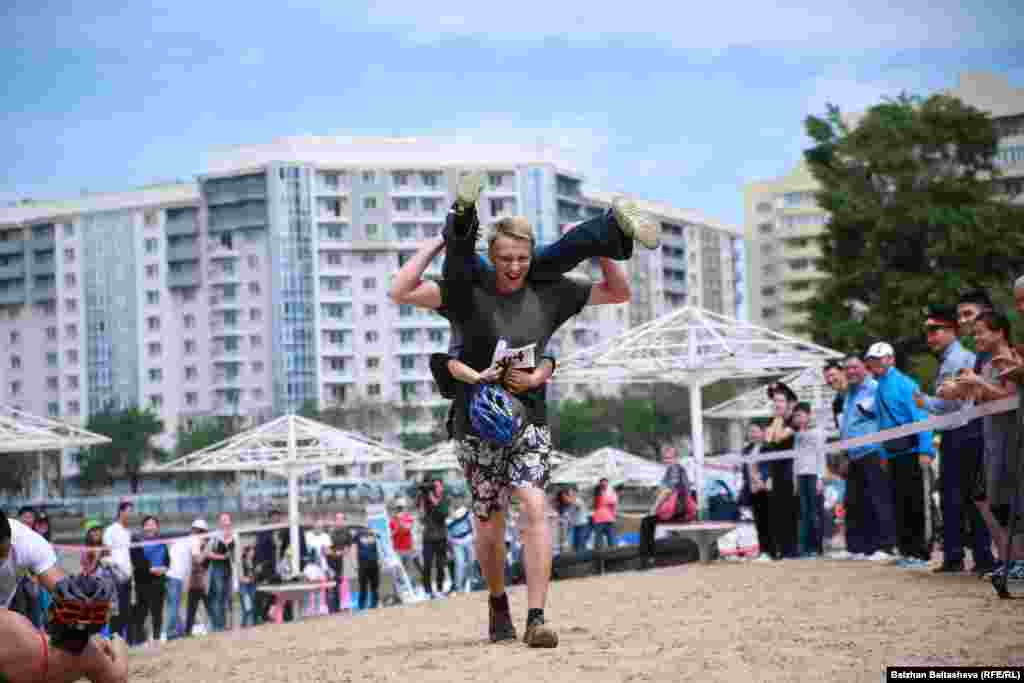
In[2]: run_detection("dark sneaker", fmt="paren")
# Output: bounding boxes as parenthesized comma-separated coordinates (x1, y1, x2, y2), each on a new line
(523, 619, 559, 648)
(489, 604, 517, 643)
(932, 560, 964, 574)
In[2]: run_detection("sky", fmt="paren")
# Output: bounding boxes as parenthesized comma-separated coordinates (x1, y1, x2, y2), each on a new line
(1, 1, 1022, 226)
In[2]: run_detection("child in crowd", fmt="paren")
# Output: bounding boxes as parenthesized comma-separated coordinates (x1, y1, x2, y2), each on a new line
(792, 403, 826, 558)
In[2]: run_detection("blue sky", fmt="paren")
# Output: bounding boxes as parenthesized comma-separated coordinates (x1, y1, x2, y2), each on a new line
(2, 1, 1022, 225)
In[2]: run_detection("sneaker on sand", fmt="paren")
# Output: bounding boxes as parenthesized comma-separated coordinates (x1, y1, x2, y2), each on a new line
(456, 171, 485, 208)
(611, 197, 660, 249)
(754, 553, 773, 562)
(489, 604, 517, 643)
(828, 550, 854, 560)
(523, 619, 559, 648)
(894, 557, 929, 568)
(866, 551, 897, 562)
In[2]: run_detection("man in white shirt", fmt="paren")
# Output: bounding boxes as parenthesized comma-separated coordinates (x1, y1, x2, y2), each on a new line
(0, 517, 62, 609)
(164, 532, 193, 640)
(101, 502, 134, 639)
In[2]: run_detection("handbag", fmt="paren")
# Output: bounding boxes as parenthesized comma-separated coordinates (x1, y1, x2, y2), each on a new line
(655, 491, 679, 522)
(875, 391, 917, 454)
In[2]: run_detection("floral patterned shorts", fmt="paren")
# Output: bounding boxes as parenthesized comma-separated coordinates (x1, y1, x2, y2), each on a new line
(455, 424, 553, 521)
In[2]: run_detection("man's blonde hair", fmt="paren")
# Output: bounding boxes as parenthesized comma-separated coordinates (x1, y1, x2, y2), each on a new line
(488, 216, 535, 252)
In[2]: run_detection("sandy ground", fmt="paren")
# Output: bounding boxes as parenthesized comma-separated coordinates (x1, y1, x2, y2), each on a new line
(129, 559, 1024, 683)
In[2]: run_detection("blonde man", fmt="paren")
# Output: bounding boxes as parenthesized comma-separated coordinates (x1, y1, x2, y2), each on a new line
(390, 214, 630, 649)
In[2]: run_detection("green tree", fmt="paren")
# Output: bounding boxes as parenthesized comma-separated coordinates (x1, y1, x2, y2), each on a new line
(77, 406, 165, 493)
(174, 417, 238, 457)
(0, 453, 34, 496)
(802, 93, 1024, 370)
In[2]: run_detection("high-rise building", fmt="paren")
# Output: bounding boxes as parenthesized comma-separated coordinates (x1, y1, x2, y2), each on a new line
(745, 71, 1024, 335)
(0, 137, 741, 449)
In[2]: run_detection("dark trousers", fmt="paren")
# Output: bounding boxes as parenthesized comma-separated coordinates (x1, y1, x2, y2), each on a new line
(797, 475, 822, 556)
(767, 461, 798, 559)
(358, 564, 380, 609)
(421, 539, 448, 595)
(891, 455, 931, 560)
(110, 581, 133, 640)
(185, 587, 209, 636)
(940, 431, 995, 566)
(846, 454, 897, 555)
(751, 491, 774, 556)
(443, 205, 633, 285)
(133, 580, 165, 643)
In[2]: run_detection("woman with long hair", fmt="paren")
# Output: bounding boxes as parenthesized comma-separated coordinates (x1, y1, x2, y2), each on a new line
(591, 479, 619, 551)
(762, 382, 800, 559)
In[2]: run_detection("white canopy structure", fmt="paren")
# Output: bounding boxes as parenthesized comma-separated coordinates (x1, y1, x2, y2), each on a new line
(703, 366, 840, 433)
(549, 447, 666, 488)
(0, 404, 112, 499)
(151, 414, 407, 576)
(405, 441, 572, 475)
(553, 306, 843, 512)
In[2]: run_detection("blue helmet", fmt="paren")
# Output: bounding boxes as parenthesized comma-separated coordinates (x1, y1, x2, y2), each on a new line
(469, 383, 526, 446)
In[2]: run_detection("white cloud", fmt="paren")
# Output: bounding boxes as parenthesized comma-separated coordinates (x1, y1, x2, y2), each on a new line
(359, 0, 1014, 51)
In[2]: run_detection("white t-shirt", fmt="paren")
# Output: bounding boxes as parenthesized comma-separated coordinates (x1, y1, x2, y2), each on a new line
(1, 518, 58, 608)
(101, 521, 133, 583)
(166, 537, 193, 582)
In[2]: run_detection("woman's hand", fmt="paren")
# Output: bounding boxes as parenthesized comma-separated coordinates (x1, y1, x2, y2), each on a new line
(477, 366, 503, 384)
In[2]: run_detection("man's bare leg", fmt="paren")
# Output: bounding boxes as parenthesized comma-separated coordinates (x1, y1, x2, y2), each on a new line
(474, 509, 517, 642)
(0, 610, 128, 683)
(512, 486, 558, 648)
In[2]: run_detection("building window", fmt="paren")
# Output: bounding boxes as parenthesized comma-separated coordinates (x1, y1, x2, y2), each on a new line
(423, 224, 440, 238)
(364, 304, 377, 317)
(184, 340, 196, 355)
(488, 173, 503, 188)
(66, 375, 79, 390)
(67, 400, 80, 415)
(65, 298, 77, 313)
(367, 383, 380, 396)
(9, 331, 19, 345)
(365, 224, 379, 238)
(248, 281, 261, 296)
(398, 304, 413, 318)
(422, 172, 439, 187)
(251, 360, 264, 373)
(400, 355, 415, 370)
(181, 289, 197, 302)
(422, 198, 438, 213)
(393, 197, 412, 212)
(363, 197, 377, 210)
(46, 352, 58, 367)
(48, 402, 59, 417)
(360, 252, 376, 264)
(64, 247, 75, 263)
(762, 307, 778, 318)
(146, 290, 160, 305)
(149, 394, 163, 409)
(365, 330, 379, 343)
(761, 286, 777, 297)
(10, 355, 21, 370)
(363, 277, 376, 290)
(64, 273, 77, 288)
(400, 330, 415, 344)
(184, 313, 195, 329)
(144, 238, 158, 254)
(63, 223, 74, 237)
(249, 308, 261, 322)
(185, 366, 197, 381)
(250, 335, 262, 349)
(147, 342, 161, 357)
(148, 368, 162, 382)
(46, 377, 58, 391)
(145, 264, 159, 279)
(362, 171, 376, 184)
(147, 316, 160, 332)
(247, 254, 259, 269)
(428, 329, 444, 343)
(366, 357, 380, 370)
(185, 392, 197, 407)
(392, 172, 409, 187)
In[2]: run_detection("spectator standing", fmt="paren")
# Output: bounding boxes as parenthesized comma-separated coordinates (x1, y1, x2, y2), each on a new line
(591, 478, 619, 550)
(388, 500, 418, 594)
(914, 304, 996, 574)
(792, 403, 826, 558)
(838, 356, 896, 561)
(418, 479, 449, 599)
(184, 519, 211, 637)
(354, 527, 381, 610)
(325, 513, 352, 613)
(206, 512, 235, 632)
(238, 545, 257, 627)
(130, 515, 168, 645)
(447, 505, 476, 593)
(164, 528, 192, 640)
(762, 383, 799, 560)
(739, 424, 773, 561)
(102, 501, 135, 640)
(865, 342, 935, 568)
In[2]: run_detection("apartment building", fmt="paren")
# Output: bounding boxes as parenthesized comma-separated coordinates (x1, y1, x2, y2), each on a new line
(0, 136, 742, 448)
(745, 70, 1024, 334)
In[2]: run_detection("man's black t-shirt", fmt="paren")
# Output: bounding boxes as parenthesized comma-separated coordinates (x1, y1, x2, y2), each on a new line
(438, 275, 591, 438)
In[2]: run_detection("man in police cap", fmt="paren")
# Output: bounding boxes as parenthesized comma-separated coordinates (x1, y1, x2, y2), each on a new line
(914, 304, 997, 574)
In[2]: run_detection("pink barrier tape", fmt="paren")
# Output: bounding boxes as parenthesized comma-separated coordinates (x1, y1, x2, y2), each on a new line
(52, 521, 292, 552)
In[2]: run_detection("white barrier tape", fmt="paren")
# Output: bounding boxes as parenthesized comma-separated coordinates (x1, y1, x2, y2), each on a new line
(715, 396, 1020, 467)
(52, 521, 293, 552)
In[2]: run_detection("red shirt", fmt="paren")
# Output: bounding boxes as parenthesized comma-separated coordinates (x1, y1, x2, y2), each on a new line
(390, 513, 415, 552)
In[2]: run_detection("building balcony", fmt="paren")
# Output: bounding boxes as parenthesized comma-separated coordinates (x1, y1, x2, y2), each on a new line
(204, 185, 266, 207)
(211, 348, 245, 361)
(320, 340, 353, 354)
(319, 287, 354, 300)
(165, 216, 199, 237)
(167, 243, 200, 262)
(322, 369, 355, 383)
(208, 294, 242, 310)
(28, 236, 56, 252)
(321, 317, 355, 329)
(31, 283, 56, 302)
(317, 212, 351, 223)
(32, 259, 55, 276)
(0, 287, 26, 305)
(0, 262, 26, 279)
(207, 211, 267, 233)
(0, 240, 25, 256)
(207, 268, 240, 285)
(168, 269, 200, 288)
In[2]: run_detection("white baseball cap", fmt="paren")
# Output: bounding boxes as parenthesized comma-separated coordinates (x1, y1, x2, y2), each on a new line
(864, 342, 895, 359)
(191, 519, 209, 531)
